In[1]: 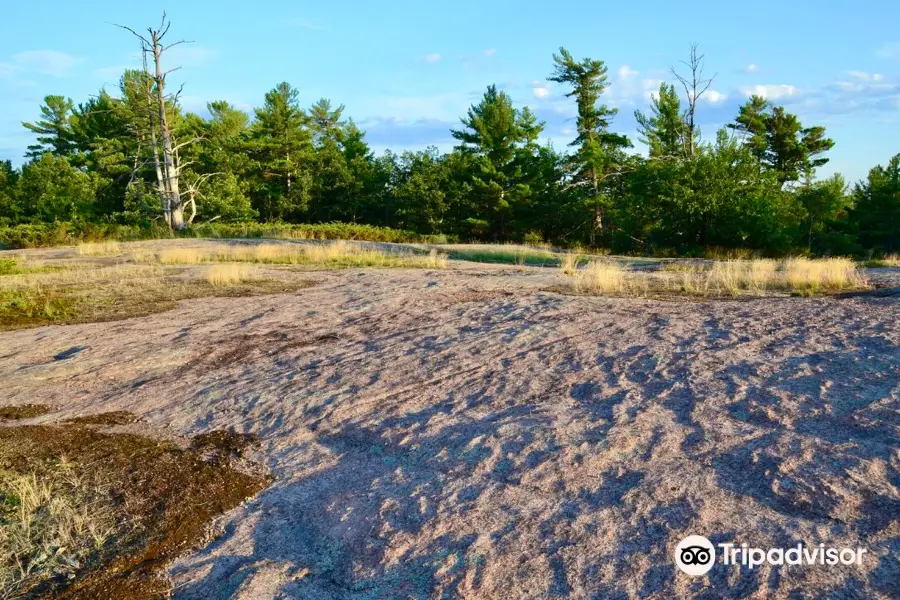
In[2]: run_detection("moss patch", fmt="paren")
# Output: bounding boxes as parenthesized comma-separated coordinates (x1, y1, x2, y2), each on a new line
(0, 417, 269, 599)
(0, 404, 53, 420)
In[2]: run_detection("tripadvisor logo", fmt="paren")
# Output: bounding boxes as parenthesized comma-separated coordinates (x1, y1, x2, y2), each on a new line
(674, 535, 868, 576)
(675, 535, 716, 576)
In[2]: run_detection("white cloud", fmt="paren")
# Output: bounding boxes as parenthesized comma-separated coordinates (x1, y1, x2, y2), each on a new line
(11, 50, 83, 77)
(739, 84, 797, 100)
(532, 86, 550, 99)
(423, 53, 442, 63)
(744, 63, 760, 73)
(618, 65, 639, 79)
(834, 72, 893, 94)
(847, 70, 884, 82)
(641, 78, 664, 101)
(876, 42, 900, 59)
(484, 48, 496, 57)
(702, 89, 728, 105)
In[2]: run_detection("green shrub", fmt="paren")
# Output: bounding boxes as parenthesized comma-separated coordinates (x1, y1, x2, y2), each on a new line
(523, 231, 545, 246)
(0, 221, 430, 249)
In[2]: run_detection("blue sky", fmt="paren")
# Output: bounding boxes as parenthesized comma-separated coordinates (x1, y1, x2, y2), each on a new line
(1, 0, 898, 181)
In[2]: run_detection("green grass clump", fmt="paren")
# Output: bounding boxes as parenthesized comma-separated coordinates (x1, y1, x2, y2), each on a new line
(0, 290, 74, 326)
(447, 247, 560, 266)
(0, 259, 22, 276)
(863, 254, 900, 268)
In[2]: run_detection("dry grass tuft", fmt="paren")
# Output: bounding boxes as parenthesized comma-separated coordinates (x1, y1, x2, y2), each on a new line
(425, 249, 448, 269)
(566, 257, 867, 297)
(781, 257, 866, 291)
(559, 252, 579, 276)
(0, 465, 115, 597)
(683, 258, 866, 296)
(573, 261, 648, 296)
(156, 247, 206, 265)
(76, 242, 122, 257)
(204, 264, 257, 286)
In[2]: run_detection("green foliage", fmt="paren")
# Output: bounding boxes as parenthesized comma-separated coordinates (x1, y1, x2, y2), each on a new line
(4, 45, 895, 259)
(452, 85, 545, 239)
(0, 222, 165, 249)
(22, 96, 76, 159)
(851, 153, 900, 254)
(729, 96, 835, 184)
(248, 82, 313, 221)
(0, 259, 21, 276)
(635, 83, 685, 158)
(623, 130, 801, 254)
(16, 155, 100, 223)
(548, 47, 631, 244)
(796, 174, 853, 252)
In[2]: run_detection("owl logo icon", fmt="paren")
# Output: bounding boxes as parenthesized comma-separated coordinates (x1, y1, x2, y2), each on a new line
(675, 535, 716, 576)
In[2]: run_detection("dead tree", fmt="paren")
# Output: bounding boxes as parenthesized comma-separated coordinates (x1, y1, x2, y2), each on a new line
(117, 13, 201, 230)
(671, 44, 716, 158)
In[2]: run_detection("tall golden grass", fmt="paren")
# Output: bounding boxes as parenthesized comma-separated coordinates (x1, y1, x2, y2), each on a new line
(204, 264, 257, 286)
(573, 261, 649, 295)
(568, 257, 867, 297)
(76, 242, 122, 257)
(781, 258, 866, 291)
(559, 252, 579, 276)
(145, 241, 447, 269)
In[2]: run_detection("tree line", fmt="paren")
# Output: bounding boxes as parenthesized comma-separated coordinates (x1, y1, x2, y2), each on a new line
(1, 17, 898, 257)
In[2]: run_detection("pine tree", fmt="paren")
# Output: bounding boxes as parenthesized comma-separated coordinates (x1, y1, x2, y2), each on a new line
(22, 96, 76, 159)
(548, 47, 630, 242)
(451, 84, 545, 239)
(852, 154, 900, 253)
(729, 98, 834, 184)
(728, 95, 769, 163)
(635, 83, 685, 158)
(249, 82, 312, 220)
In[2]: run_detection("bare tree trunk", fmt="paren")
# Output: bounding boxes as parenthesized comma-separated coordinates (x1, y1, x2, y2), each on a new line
(118, 13, 198, 230)
(150, 31, 184, 228)
(142, 55, 168, 224)
(671, 44, 716, 158)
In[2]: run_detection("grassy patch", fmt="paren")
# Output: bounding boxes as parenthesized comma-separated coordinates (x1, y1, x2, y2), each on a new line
(447, 246, 560, 266)
(864, 254, 900, 268)
(0, 259, 21, 276)
(1, 238, 444, 330)
(566, 258, 868, 298)
(141, 241, 448, 269)
(204, 264, 257, 286)
(0, 258, 57, 277)
(0, 464, 116, 598)
(0, 289, 75, 327)
(76, 242, 122, 257)
(0, 416, 267, 599)
(0, 263, 311, 331)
